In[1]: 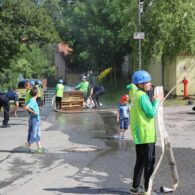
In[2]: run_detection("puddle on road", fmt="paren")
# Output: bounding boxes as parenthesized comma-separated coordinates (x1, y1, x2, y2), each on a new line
(64, 146, 103, 152)
(43, 109, 135, 155)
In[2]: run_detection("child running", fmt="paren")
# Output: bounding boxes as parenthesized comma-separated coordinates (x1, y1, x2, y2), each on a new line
(114, 95, 130, 140)
(24, 87, 45, 153)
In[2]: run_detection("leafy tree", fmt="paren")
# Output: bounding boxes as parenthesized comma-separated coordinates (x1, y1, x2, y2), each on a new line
(0, 43, 55, 89)
(0, 0, 59, 87)
(141, 0, 195, 65)
(55, 0, 195, 72)
(10, 44, 55, 77)
(0, 0, 58, 68)
(58, 0, 136, 88)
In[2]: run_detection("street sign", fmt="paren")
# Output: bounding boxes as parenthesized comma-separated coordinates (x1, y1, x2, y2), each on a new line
(133, 32, 145, 40)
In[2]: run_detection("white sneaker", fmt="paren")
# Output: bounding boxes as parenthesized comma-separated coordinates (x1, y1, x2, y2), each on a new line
(113, 135, 120, 140)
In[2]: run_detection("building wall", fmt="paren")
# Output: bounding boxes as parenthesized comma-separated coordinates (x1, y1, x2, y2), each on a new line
(133, 55, 195, 96)
(163, 56, 177, 94)
(148, 56, 163, 86)
(162, 55, 195, 96)
(175, 56, 195, 95)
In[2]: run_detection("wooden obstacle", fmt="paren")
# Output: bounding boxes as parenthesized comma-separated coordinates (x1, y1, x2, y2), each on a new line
(61, 91, 83, 111)
(51, 94, 117, 114)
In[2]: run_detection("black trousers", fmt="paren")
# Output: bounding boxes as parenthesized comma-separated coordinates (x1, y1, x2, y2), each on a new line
(55, 96, 62, 109)
(92, 88, 104, 107)
(132, 143, 155, 191)
(0, 94, 10, 125)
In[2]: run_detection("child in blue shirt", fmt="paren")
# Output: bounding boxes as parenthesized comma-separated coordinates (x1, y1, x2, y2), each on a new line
(24, 87, 45, 153)
(115, 95, 130, 140)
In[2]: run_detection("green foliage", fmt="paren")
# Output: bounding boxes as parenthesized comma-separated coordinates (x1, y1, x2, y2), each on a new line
(0, 0, 59, 65)
(54, 0, 195, 70)
(9, 44, 55, 78)
(60, 0, 134, 71)
(102, 75, 128, 106)
(0, 0, 59, 88)
(142, 0, 195, 64)
(0, 43, 55, 89)
(0, 0, 194, 89)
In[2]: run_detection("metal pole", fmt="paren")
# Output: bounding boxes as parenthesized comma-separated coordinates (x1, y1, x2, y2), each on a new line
(138, 0, 142, 70)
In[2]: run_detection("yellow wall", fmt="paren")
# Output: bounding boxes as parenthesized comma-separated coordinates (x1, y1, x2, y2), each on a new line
(163, 56, 177, 94)
(148, 57, 163, 86)
(175, 56, 195, 95)
(162, 55, 195, 96)
(133, 55, 195, 96)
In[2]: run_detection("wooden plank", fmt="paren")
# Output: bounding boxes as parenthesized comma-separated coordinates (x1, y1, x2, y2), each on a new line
(59, 90, 84, 111)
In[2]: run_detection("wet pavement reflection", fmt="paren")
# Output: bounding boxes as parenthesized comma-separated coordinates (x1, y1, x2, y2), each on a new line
(41, 107, 195, 195)
(1, 106, 195, 194)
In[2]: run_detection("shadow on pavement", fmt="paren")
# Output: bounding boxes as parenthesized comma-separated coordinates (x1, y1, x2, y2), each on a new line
(0, 146, 30, 154)
(44, 186, 130, 194)
(186, 112, 195, 115)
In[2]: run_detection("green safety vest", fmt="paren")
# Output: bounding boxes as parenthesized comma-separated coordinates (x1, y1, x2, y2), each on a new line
(75, 81, 89, 94)
(25, 89, 31, 105)
(130, 85, 159, 144)
(55, 83, 64, 98)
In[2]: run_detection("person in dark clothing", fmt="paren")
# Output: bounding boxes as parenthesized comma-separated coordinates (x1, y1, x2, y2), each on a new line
(147, 85, 154, 102)
(0, 89, 19, 128)
(0, 93, 10, 128)
(89, 85, 105, 108)
(6, 88, 19, 116)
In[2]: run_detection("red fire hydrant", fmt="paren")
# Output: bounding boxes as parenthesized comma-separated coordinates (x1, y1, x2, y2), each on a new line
(182, 76, 188, 98)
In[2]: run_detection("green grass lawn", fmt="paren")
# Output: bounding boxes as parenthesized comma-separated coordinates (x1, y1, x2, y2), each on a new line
(164, 99, 186, 106)
(164, 98, 194, 106)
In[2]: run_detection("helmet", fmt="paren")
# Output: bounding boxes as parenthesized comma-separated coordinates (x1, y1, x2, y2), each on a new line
(81, 75, 87, 81)
(58, 79, 63, 83)
(38, 80, 42, 85)
(132, 70, 151, 84)
(30, 80, 35, 86)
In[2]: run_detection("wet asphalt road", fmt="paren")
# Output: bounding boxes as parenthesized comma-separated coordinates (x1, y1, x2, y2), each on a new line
(0, 105, 195, 195)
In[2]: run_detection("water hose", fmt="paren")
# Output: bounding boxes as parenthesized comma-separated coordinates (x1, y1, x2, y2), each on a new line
(147, 83, 181, 195)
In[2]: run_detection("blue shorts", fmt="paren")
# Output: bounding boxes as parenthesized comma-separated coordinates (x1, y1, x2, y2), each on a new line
(27, 118, 41, 144)
(120, 118, 129, 130)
